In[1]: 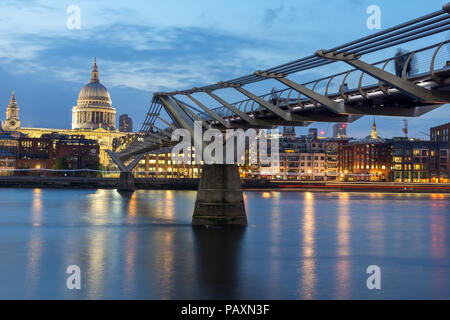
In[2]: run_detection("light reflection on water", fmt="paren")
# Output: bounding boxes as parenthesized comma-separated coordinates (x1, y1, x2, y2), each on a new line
(301, 192, 316, 300)
(25, 189, 43, 299)
(335, 193, 350, 300)
(0, 189, 448, 299)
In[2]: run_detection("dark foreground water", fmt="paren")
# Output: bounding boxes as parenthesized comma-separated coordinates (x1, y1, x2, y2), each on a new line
(0, 188, 448, 300)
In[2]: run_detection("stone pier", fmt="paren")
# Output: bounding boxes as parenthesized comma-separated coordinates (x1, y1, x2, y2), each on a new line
(193, 164, 247, 227)
(118, 171, 135, 192)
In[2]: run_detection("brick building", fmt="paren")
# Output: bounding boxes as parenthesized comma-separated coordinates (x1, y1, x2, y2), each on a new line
(430, 122, 450, 147)
(52, 135, 100, 174)
(339, 141, 391, 182)
(16, 134, 100, 176)
(16, 137, 54, 172)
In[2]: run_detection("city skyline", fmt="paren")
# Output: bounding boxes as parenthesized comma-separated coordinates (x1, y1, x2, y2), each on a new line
(0, 0, 449, 138)
(0, 1, 449, 303)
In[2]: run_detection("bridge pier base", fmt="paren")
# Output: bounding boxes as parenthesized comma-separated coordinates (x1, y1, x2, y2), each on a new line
(193, 164, 247, 227)
(118, 171, 135, 192)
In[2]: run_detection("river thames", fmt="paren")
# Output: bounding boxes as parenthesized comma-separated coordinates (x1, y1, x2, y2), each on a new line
(0, 189, 448, 300)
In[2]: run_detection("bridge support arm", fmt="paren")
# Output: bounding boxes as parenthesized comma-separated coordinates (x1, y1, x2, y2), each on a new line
(106, 151, 144, 172)
(106, 151, 145, 192)
(185, 94, 230, 128)
(220, 83, 309, 125)
(233, 86, 293, 121)
(172, 97, 211, 130)
(254, 71, 355, 115)
(206, 91, 258, 126)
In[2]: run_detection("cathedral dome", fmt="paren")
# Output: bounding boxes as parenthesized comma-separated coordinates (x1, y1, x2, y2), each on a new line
(77, 82, 112, 107)
(76, 58, 112, 108)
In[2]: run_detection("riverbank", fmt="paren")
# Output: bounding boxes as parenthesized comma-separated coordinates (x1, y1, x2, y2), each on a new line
(0, 176, 449, 193)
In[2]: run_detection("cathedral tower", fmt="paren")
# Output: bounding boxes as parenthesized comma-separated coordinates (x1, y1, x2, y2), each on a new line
(1, 91, 21, 131)
(371, 117, 378, 140)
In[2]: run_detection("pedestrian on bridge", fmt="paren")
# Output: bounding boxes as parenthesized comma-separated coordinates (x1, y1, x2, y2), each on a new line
(395, 49, 406, 77)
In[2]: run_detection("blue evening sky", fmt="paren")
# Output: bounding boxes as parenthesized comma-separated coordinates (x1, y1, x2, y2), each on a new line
(0, 0, 449, 138)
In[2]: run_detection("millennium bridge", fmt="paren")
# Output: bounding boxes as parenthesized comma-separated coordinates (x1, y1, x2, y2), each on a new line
(107, 3, 450, 226)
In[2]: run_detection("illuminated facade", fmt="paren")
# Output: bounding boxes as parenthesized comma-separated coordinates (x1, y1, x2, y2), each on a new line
(0, 133, 18, 175)
(390, 139, 449, 183)
(339, 142, 391, 182)
(135, 151, 202, 179)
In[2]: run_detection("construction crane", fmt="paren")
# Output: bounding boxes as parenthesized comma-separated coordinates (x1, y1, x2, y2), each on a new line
(402, 119, 408, 138)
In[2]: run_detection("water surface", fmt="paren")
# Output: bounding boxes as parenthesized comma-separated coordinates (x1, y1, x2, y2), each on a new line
(0, 189, 448, 299)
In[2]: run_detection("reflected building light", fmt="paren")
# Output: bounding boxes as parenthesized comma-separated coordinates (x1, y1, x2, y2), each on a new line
(369, 193, 383, 199)
(26, 233, 43, 298)
(267, 190, 282, 296)
(337, 193, 350, 257)
(155, 230, 175, 299)
(431, 212, 446, 259)
(86, 232, 107, 298)
(431, 194, 447, 200)
(127, 192, 138, 217)
(430, 201, 448, 296)
(335, 193, 351, 299)
(123, 232, 138, 296)
(87, 189, 112, 225)
(272, 192, 280, 199)
(301, 192, 316, 300)
(163, 191, 175, 220)
(31, 188, 43, 227)
(262, 192, 271, 199)
(26, 188, 44, 298)
(305, 192, 314, 201)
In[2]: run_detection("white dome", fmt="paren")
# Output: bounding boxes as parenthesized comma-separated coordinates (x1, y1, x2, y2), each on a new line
(77, 82, 112, 107)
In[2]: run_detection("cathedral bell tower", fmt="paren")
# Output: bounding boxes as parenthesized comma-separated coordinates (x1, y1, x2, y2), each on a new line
(1, 91, 21, 131)
(371, 117, 378, 140)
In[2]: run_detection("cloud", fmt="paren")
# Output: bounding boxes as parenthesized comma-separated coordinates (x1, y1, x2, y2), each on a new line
(0, 20, 314, 94)
(263, 6, 284, 27)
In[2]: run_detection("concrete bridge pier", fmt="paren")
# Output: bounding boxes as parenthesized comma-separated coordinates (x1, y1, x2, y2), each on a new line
(118, 171, 135, 192)
(193, 164, 247, 227)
